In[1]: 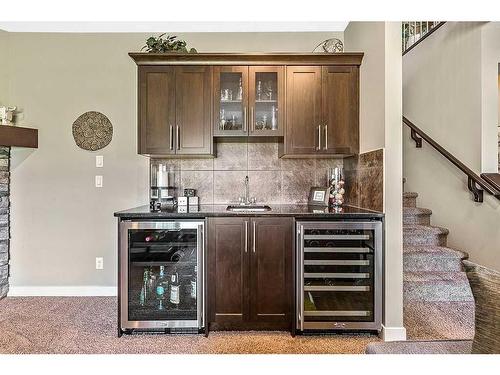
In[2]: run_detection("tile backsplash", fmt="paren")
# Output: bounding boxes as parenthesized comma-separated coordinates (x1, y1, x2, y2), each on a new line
(344, 149, 384, 212)
(152, 141, 342, 205)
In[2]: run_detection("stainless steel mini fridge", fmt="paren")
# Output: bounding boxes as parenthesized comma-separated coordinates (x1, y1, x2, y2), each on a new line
(119, 220, 204, 334)
(296, 220, 382, 332)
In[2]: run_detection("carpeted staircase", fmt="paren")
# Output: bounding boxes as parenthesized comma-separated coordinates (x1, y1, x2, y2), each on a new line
(403, 192, 475, 340)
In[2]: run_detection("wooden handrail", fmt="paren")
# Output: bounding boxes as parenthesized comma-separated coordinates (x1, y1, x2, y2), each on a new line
(403, 22, 446, 56)
(403, 116, 500, 202)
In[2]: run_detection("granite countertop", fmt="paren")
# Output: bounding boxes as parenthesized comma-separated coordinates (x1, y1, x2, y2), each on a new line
(114, 204, 384, 219)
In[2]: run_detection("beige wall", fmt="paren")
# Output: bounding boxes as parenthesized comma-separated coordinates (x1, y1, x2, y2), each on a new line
(345, 22, 405, 341)
(0, 30, 9, 105)
(480, 23, 500, 172)
(403, 22, 500, 271)
(4, 31, 342, 289)
(343, 23, 385, 153)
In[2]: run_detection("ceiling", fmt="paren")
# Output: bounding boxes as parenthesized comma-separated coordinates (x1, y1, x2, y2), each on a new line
(0, 22, 349, 33)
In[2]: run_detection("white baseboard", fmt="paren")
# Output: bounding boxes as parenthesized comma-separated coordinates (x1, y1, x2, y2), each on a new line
(381, 325, 407, 341)
(8, 286, 117, 297)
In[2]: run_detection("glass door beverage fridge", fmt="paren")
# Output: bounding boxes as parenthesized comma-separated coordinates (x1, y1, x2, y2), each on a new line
(296, 221, 382, 332)
(119, 220, 204, 334)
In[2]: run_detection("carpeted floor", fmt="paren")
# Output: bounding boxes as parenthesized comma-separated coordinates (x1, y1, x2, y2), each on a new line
(0, 297, 380, 354)
(0, 296, 474, 354)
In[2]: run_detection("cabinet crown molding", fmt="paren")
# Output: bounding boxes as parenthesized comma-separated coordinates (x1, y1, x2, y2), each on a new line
(129, 52, 364, 66)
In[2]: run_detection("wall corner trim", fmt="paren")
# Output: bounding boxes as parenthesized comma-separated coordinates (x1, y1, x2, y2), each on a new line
(381, 325, 407, 342)
(8, 286, 117, 297)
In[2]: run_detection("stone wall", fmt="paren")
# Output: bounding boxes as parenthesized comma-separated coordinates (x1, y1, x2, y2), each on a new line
(0, 146, 10, 298)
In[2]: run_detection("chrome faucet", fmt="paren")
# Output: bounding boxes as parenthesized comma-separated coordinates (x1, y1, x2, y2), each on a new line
(239, 175, 256, 205)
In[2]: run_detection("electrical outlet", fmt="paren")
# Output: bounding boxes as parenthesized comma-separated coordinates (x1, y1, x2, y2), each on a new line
(95, 175, 103, 188)
(95, 257, 104, 270)
(96, 155, 104, 168)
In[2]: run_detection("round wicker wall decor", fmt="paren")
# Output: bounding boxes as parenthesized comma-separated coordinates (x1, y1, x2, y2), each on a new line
(72, 111, 113, 151)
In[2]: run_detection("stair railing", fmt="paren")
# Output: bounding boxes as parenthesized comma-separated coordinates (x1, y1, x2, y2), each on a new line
(403, 116, 500, 202)
(402, 22, 445, 55)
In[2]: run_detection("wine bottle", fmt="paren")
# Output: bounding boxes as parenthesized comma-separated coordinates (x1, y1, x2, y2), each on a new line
(145, 231, 167, 242)
(155, 266, 169, 310)
(170, 249, 185, 262)
(139, 268, 149, 306)
(169, 272, 180, 308)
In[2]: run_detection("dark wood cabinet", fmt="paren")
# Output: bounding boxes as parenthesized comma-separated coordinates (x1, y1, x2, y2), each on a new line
(175, 66, 213, 155)
(248, 66, 284, 137)
(131, 53, 363, 158)
(207, 217, 248, 326)
(213, 66, 249, 137)
(281, 65, 359, 157)
(249, 217, 293, 325)
(284, 66, 322, 155)
(138, 66, 176, 156)
(138, 66, 213, 157)
(207, 217, 293, 331)
(321, 66, 359, 155)
(214, 66, 284, 137)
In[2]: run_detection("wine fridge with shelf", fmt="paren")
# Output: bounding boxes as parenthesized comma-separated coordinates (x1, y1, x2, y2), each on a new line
(296, 220, 382, 333)
(119, 220, 204, 334)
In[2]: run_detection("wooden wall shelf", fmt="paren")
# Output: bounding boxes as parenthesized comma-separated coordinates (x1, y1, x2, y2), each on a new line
(0, 126, 38, 148)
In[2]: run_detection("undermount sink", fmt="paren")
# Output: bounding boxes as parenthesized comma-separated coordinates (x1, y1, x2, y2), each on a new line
(226, 205, 272, 212)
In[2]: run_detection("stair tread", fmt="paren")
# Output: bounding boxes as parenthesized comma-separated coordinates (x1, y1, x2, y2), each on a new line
(403, 245, 468, 259)
(403, 192, 418, 198)
(404, 271, 469, 283)
(404, 301, 475, 340)
(403, 207, 432, 216)
(403, 224, 449, 235)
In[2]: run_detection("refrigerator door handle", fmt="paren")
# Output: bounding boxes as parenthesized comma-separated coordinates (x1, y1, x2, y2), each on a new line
(197, 223, 204, 329)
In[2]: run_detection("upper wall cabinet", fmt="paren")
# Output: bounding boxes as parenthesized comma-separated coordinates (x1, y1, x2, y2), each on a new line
(281, 65, 359, 157)
(214, 66, 284, 137)
(130, 53, 363, 158)
(138, 65, 213, 157)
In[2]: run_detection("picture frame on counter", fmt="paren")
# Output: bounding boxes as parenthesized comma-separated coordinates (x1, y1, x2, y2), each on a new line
(308, 186, 331, 206)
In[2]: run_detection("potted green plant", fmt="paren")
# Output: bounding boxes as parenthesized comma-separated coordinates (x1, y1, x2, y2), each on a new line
(141, 34, 197, 53)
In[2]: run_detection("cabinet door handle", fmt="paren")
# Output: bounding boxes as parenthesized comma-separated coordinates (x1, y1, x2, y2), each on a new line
(243, 107, 247, 132)
(316, 125, 321, 151)
(169, 125, 174, 150)
(324, 125, 328, 150)
(176, 125, 180, 150)
(250, 107, 254, 132)
(244, 221, 248, 253)
(253, 221, 256, 253)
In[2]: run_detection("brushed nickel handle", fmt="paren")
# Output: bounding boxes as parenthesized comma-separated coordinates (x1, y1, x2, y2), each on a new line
(176, 125, 180, 150)
(244, 221, 248, 253)
(316, 125, 321, 151)
(169, 125, 174, 150)
(324, 125, 328, 150)
(250, 107, 254, 132)
(253, 221, 256, 253)
(243, 107, 247, 132)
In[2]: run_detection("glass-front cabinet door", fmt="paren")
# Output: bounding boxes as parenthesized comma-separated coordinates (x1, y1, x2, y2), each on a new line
(213, 66, 249, 136)
(249, 66, 284, 136)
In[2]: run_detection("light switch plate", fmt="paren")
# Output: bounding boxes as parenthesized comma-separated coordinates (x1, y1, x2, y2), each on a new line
(95, 175, 103, 188)
(96, 155, 103, 168)
(95, 257, 103, 270)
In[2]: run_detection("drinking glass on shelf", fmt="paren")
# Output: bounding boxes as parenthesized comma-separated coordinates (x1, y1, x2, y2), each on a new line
(256, 80, 262, 101)
(220, 109, 226, 130)
(265, 81, 273, 100)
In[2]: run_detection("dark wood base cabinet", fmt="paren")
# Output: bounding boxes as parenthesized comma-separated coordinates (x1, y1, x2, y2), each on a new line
(207, 217, 293, 332)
